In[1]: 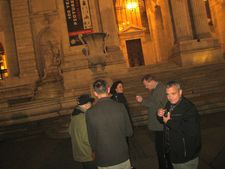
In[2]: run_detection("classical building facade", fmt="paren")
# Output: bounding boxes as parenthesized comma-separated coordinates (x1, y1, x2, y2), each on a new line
(0, 0, 225, 129)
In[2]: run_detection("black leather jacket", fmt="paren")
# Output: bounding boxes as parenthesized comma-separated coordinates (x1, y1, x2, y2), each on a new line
(163, 97, 201, 163)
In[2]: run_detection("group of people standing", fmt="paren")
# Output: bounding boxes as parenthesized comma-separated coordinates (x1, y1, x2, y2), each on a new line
(69, 74, 201, 169)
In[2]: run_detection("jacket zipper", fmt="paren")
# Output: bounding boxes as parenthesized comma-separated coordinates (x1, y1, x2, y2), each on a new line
(182, 138, 187, 157)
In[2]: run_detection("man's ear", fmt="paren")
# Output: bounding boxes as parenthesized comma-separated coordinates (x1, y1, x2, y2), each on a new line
(179, 89, 183, 96)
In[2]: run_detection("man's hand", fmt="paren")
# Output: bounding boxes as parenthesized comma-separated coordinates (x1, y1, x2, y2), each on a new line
(92, 152, 96, 160)
(163, 112, 171, 123)
(157, 108, 165, 117)
(136, 95, 143, 103)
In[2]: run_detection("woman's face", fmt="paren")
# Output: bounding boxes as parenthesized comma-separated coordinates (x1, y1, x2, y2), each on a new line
(115, 83, 124, 93)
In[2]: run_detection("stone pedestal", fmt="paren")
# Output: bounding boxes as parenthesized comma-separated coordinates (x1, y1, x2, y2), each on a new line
(82, 32, 108, 80)
(172, 38, 224, 66)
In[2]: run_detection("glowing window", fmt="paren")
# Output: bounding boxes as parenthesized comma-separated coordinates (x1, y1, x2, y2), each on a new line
(0, 43, 8, 80)
(115, 0, 142, 32)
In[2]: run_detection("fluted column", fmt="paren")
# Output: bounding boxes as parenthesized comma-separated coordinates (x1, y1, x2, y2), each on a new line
(97, 0, 119, 46)
(10, 0, 38, 78)
(170, 0, 193, 41)
(190, 0, 211, 38)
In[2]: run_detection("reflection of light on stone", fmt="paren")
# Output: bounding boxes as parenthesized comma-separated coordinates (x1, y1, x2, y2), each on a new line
(119, 21, 131, 31)
(193, 52, 213, 64)
(126, 2, 137, 10)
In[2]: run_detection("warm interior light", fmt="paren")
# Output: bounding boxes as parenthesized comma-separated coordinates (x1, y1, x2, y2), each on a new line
(126, 2, 138, 10)
(0, 52, 8, 79)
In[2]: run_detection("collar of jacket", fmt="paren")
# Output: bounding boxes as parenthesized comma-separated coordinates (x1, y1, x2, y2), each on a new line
(97, 96, 111, 103)
(72, 106, 86, 116)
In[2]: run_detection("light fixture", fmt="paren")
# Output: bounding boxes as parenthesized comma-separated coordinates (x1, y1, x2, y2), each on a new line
(126, 2, 138, 10)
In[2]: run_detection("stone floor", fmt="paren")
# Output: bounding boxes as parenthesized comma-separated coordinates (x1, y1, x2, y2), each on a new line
(0, 112, 224, 169)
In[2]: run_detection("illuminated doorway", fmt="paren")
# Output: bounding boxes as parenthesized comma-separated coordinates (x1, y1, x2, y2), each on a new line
(126, 39, 144, 67)
(115, 0, 149, 67)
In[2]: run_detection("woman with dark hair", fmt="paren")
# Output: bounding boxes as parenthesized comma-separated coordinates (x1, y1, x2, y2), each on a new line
(110, 80, 133, 126)
(110, 80, 136, 169)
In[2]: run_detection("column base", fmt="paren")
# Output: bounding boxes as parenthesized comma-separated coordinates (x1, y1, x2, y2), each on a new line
(171, 38, 224, 66)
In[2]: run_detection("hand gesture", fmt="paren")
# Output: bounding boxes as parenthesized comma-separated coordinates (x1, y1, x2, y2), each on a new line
(157, 108, 165, 117)
(136, 95, 143, 103)
(163, 112, 171, 124)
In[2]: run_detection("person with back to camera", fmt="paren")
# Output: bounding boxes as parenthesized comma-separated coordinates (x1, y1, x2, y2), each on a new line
(157, 80, 201, 169)
(69, 94, 97, 169)
(86, 79, 133, 169)
(135, 74, 173, 169)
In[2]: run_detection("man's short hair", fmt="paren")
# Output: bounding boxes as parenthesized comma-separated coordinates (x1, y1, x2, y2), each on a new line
(93, 79, 107, 94)
(166, 80, 181, 90)
(141, 74, 155, 82)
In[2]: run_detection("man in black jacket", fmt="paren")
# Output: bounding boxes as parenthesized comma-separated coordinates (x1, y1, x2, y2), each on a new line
(158, 81, 201, 169)
(86, 79, 133, 169)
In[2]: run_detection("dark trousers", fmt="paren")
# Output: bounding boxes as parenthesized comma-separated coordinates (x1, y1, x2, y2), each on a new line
(82, 161, 97, 169)
(154, 131, 173, 169)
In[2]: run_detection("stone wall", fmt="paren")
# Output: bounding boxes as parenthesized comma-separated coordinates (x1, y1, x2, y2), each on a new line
(209, 0, 225, 56)
(0, 0, 126, 128)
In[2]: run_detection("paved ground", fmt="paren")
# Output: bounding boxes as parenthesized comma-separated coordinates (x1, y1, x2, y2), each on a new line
(0, 112, 224, 169)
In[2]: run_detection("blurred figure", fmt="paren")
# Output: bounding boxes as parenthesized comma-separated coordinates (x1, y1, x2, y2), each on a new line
(86, 79, 133, 169)
(158, 81, 201, 169)
(69, 94, 97, 169)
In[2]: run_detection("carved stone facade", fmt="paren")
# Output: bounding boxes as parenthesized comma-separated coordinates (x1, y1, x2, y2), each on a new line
(0, 0, 224, 131)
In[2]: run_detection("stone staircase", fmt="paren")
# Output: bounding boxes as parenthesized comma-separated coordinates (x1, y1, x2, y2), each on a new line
(112, 61, 225, 126)
(1, 61, 225, 140)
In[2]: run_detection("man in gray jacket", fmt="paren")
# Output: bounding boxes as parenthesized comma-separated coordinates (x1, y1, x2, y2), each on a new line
(86, 79, 133, 169)
(136, 74, 172, 169)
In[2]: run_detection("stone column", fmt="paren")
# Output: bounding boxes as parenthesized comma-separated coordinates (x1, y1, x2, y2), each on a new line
(170, 0, 193, 41)
(97, 0, 119, 47)
(10, 0, 38, 78)
(170, 0, 224, 66)
(0, 0, 19, 77)
(190, 0, 211, 38)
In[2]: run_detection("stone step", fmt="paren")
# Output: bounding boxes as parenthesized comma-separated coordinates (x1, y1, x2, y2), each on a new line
(116, 61, 225, 126)
(1, 61, 225, 139)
